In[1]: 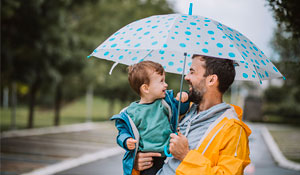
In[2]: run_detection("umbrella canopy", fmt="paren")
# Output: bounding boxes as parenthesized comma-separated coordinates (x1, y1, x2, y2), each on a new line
(89, 13, 283, 82)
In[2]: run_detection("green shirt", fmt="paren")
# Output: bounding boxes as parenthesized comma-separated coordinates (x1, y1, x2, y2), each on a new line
(126, 99, 172, 155)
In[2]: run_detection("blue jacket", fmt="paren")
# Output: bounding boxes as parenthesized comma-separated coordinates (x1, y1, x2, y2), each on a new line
(110, 90, 190, 175)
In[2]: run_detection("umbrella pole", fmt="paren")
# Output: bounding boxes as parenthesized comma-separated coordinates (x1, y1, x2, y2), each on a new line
(176, 52, 187, 132)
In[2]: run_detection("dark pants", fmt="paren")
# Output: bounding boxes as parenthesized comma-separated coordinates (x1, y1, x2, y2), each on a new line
(140, 157, 165, 175)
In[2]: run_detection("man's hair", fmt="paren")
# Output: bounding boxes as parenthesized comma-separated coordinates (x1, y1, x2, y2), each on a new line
(128, 61, 164, 95)
(192, 55, 236, 94)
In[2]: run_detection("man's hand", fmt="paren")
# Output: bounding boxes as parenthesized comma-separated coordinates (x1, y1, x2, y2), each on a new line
(126, 138, 137, 150)
(134, 152, 161, 171)
(169, 132, 190, 161)
(176, 92, 189, 102)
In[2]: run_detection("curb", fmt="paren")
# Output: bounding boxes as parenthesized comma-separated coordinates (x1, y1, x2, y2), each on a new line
(261, 126, 300, 171)
(1, 122, 109, 139)
(21, 146, 124, 175)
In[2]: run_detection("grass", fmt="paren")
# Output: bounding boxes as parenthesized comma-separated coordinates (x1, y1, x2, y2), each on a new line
(0, 97, 125, 132)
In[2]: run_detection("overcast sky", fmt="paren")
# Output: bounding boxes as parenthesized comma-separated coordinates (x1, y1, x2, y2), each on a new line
(167, 0, 277, 59)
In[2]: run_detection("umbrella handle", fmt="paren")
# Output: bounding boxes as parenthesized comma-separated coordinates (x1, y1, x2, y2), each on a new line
(164, 132, 178, 157)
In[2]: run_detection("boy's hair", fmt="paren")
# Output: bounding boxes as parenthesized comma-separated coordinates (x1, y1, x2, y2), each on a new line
(128, 61, 165, 95)
(192, 54, 236, 94)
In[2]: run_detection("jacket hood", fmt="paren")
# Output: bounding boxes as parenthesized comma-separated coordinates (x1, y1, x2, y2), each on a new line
(230, 104, 252, 137)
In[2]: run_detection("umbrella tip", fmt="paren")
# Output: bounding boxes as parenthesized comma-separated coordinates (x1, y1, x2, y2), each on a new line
(189, 3, 193, 15)
(87, 55, 91, 59)
(283, 76, 286, 80)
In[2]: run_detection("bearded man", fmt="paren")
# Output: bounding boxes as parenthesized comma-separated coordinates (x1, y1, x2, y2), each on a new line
(133, 55, 252, 175)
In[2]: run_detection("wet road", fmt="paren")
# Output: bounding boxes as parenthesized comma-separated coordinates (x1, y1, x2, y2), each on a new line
(58, 124, 300, 175)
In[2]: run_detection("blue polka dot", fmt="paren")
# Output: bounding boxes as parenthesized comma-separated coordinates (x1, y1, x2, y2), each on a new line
(252, 75, 255, 78)
(253, 46, 258, 51)
(111, 44, 117, 48)
(136, 28, 143, 31)
(175, 26, 179, 28)
(104, 51, 109, 56)
(241, 44, 246, 49)
(266, 59, 270, 63)
(205, 42, 208, 45)
(186, 27, 190, 30)
(208, 31, 214, 35)
(228, 52, 235, 57)
(171, 37, 175, 39)
(144, 32, 150, 35)
(177, 68, 183, 72)
(217, 43, 223, 48)
(132, 57, 137, 61)
(168, 62, 174, 66)
(211, 37, 215, 40)
(114, 32, 120, 36)
(185, 31, 191, 35)
(197, 35, 200, 38)
(255, 60, 260, 65)
(161, 57, 164, 60)
(230, 44, 234, 47)
(188, 62, 192, 67)
(171, 54, 175, 57)
(243, 73, 248, 78)
(196, 42, 200, 45)
(124, 40, 130, 43)
(134, 43, 141, 47)
(119, 55, 124, 60)
(109, 38, 115, 41)
(273, 67, 278, 72)
(146, 20, 151, 23)
(179, 43, 186, 48)
(190, 22, 196, 25)
(202, 49, 209, 53)
(235, 36, 240, 41)
(197, 27, 201, 30)
(204, 20, 211, 22)
(218, 53, 223, 56)
(152, 41, 158, 45)
(152, 25, 158, 29)
(159, 50, 165, 54)
(261, 60, 266, 65)
(265, 71, 269, 77)
(93, 49, 98, 53)
(163, 44, 168, 48)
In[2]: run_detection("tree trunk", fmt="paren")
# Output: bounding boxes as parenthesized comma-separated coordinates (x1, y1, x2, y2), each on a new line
(54, 83, 62, 126)
(27, 78, 40, 129)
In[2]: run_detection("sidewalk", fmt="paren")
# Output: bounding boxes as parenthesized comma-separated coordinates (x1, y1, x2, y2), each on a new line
(0, 122, 123, 175)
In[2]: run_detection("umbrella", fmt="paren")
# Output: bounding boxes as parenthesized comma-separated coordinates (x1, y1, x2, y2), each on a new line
(88, 14, 283, 83)
(88, 3, 283, 156)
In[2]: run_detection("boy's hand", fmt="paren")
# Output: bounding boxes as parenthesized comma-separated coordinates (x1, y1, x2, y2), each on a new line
(176, 92, 189, 102)
(126, 138, 137, 150)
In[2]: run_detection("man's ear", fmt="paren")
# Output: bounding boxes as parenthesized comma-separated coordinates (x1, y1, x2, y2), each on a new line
(140, 84, 149, 94)
(207, 74, 218, 86)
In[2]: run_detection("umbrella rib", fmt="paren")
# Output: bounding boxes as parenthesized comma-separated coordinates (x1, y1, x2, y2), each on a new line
(141, 50, 154, 61)
(253, 65, 262, 83)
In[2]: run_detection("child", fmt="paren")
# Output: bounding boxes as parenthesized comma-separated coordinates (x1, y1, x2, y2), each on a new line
(111, 61, 190, 175)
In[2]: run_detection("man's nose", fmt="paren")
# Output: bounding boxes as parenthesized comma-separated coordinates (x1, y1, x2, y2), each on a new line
(184, 74, 189, 81)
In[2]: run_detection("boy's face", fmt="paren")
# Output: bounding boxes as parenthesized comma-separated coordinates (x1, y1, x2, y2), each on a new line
(148, 72, 168, 99)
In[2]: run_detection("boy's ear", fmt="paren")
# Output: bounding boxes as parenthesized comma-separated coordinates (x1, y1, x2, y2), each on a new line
(140, 84, 149, 94)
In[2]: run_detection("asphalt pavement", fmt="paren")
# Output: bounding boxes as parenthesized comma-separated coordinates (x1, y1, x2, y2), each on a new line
(56, 123, 300, 175)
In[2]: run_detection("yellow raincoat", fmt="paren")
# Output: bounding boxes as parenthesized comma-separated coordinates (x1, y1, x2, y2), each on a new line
(176, 104, 251, 175)
(132, 104, 251, 175)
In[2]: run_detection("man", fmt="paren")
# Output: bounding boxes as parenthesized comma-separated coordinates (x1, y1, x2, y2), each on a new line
(133, 55, 251, 175)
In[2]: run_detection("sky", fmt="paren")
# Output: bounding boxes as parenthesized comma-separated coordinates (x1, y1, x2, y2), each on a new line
(167, 0, 277, 59)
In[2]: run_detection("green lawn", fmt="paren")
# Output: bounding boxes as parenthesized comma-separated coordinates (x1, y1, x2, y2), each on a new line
(0, 97, 125, 132)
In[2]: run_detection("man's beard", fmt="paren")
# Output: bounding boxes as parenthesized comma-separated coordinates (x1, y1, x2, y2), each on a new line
(188, 80, 206, 104)
(188, 87, 203, 104)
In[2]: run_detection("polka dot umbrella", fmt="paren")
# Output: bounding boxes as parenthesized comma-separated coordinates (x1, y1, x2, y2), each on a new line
(88, 13, 283, 82)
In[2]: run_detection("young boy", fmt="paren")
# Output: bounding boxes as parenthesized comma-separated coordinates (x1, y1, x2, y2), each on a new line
(111, 61, 190, 175)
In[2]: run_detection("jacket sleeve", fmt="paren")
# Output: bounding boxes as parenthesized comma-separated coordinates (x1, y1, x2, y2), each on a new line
(165, 90, 190, 115)
(115, 119, 132, 151)
(176, 124, 250, 175)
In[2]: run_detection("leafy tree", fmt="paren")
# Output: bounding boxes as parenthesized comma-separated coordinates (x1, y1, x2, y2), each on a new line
(264, 0, 300, 122)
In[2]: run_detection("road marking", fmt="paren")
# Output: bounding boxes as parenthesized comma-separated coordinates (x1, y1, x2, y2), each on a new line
(21, 147, 124, 175)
